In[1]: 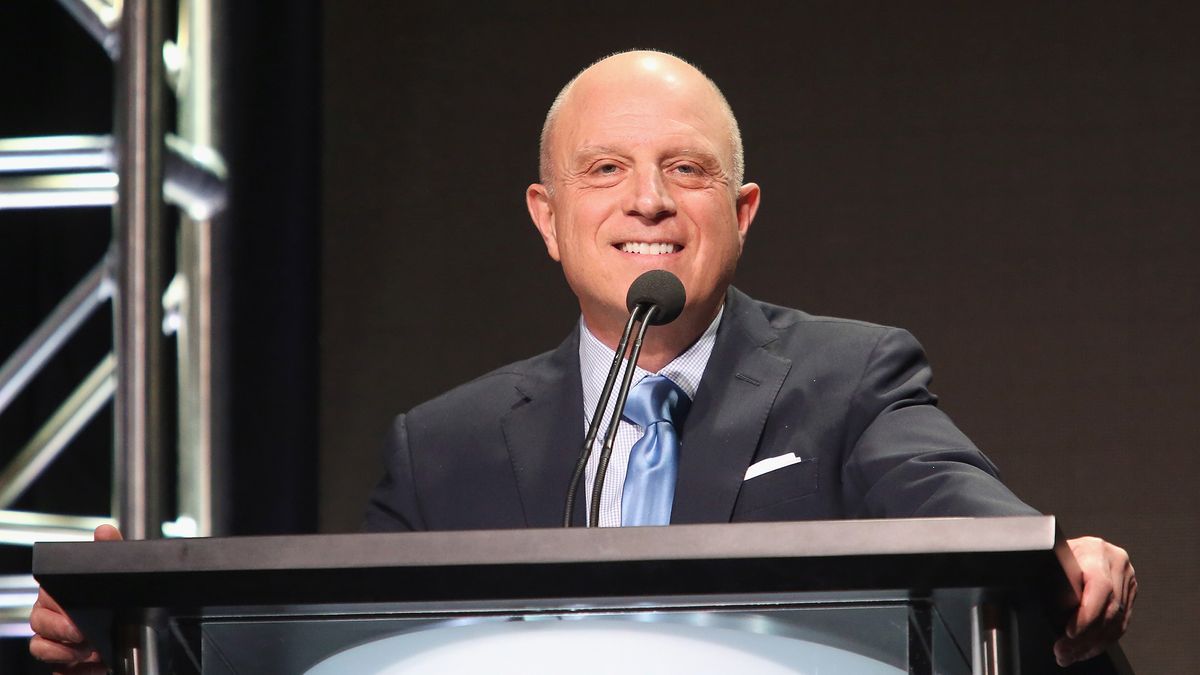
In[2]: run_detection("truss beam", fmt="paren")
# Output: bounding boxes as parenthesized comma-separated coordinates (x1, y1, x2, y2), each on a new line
(0, 134, 226, 215)
(55, 0, 122, 60)
(0, 253, 114, 415)
(0, 135, 113, 173)
(112, 0, 166, 543)
(0, 354, 117, 509)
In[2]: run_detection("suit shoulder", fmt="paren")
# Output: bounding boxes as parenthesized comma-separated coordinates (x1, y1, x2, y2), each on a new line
(748, 297, 909, 348)
(404, 345, 564, 421)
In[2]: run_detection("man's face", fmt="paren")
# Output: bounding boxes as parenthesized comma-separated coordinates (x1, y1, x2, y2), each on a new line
(527, 58, 760, 332)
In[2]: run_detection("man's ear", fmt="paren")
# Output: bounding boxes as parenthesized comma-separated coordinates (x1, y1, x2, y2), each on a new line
(735, 182, 761, 245)
(526, 183, 561, 261)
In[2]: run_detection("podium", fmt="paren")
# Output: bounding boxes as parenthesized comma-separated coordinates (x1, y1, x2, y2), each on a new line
(33, 516, 1132, 674)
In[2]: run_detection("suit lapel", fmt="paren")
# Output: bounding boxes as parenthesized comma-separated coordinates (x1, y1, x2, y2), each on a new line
(501, 331, 587, 528)
(671, 288, 792, 524)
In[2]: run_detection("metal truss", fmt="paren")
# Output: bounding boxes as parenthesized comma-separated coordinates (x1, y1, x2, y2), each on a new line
(0, 0, 228, 644)
(0, 134, 226, 215)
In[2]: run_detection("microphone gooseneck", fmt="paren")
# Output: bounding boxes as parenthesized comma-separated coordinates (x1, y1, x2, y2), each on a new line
(562, 270, 686, 528)
(562, 304, 647, 527)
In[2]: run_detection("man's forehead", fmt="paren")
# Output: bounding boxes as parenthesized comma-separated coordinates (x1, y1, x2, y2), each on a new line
(569, 67, 703, 115)
(557, 85, 730, 153)
(538, 50, 744, 187)
(562, 53, 723, 121)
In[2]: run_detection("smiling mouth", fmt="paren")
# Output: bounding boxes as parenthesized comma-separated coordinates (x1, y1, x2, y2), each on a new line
(616, 242, 682, 255)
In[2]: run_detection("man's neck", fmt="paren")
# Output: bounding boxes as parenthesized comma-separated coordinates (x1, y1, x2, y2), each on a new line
(583, 299, 723, 373)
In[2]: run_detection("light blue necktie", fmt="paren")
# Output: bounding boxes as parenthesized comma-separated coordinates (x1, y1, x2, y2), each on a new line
(621, 375, 691, 526)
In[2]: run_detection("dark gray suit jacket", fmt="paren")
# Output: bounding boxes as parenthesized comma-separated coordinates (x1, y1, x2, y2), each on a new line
(365, 288, 1036, 531)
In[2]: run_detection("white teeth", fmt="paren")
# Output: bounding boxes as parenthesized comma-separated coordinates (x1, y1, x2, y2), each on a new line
(619, 242, 678, 255)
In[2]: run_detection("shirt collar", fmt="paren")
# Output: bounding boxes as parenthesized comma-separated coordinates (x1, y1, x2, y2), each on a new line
(578, 306, 723, 423)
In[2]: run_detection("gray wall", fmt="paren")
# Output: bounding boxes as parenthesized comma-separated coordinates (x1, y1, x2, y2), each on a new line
(321, 3, 1199, 670)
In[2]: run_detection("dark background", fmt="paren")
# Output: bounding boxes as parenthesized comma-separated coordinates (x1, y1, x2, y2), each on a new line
(3, 1, 1196, 672)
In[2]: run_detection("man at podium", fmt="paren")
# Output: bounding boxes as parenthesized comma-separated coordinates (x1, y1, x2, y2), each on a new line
(30, 50, 1136, 672)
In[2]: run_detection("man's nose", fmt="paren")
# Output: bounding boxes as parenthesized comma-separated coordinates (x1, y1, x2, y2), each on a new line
(625, 169, 676, 221)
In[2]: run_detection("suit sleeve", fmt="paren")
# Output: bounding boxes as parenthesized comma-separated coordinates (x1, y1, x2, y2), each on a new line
(363, 414, 427, 532)
(841, 328, 1039, 518)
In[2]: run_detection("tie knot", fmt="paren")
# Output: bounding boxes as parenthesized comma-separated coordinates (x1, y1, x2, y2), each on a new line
(622, 375, 690, 428)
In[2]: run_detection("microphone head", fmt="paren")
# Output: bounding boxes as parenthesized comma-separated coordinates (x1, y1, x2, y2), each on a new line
(626, 270, 687, 325)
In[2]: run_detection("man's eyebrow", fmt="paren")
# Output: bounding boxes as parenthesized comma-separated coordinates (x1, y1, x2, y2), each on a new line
(571, 146, 723, 165)
(571, 145, 626, 160)
(671, 148, 722, 165)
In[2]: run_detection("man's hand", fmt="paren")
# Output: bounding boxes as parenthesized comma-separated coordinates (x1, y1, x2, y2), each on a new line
(29, 524, 122, 675)
(1055, 536, 1137, 666)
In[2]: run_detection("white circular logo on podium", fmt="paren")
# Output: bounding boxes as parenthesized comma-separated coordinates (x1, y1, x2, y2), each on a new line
(306, 619, 904, 674)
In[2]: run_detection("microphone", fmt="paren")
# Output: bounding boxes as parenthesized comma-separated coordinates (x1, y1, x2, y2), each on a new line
(625, 269, 686, 325)
(562, 270, 686, 527)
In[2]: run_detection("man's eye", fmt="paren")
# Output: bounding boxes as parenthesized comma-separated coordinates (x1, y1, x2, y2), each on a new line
(673, 164, 699, 175)
(596, 164, 619, 174)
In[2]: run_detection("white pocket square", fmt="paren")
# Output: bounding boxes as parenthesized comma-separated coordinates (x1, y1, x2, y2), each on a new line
(744, 452, 803, 481)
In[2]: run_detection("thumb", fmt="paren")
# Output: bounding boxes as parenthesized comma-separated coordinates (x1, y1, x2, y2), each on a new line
(93, 524, 123, 542)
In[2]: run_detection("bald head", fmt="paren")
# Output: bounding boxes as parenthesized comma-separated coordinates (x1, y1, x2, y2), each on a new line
(538, 50, 744, 192)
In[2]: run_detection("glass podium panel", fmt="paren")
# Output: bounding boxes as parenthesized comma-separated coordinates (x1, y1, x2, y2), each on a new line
(187, 595, 971, 675)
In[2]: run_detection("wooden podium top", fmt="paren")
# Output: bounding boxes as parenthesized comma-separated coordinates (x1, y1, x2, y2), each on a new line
(34, 516, 1078, 610)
